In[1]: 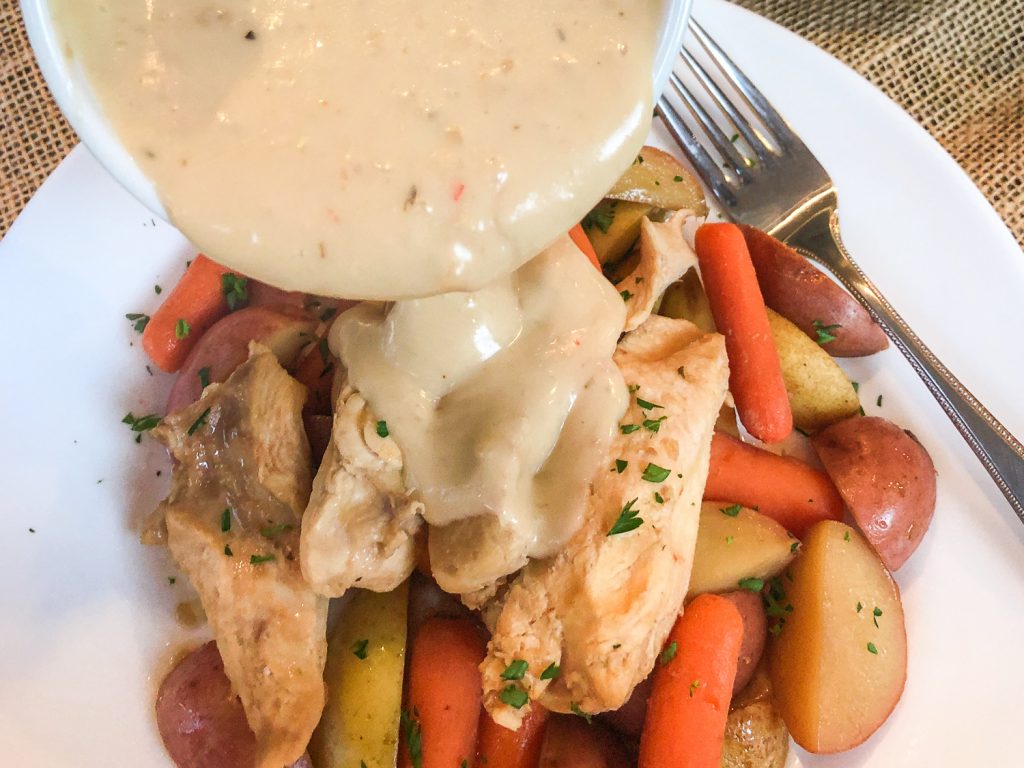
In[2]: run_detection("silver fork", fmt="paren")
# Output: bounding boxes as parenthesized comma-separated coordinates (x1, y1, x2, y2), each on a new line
(657, 19, 1024, 522)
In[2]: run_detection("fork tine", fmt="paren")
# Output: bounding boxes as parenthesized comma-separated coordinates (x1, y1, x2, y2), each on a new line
(655, 97, 737, 208)
(680, 48, 772, 162)
(689, 19, 798, 147)
(668, 70, 751, 178)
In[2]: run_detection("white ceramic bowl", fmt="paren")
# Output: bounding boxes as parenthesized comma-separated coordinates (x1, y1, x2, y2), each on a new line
(21, 0, 692, 219)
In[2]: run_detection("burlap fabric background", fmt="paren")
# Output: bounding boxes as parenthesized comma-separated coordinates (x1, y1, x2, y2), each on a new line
(2, 0, 1021, 245)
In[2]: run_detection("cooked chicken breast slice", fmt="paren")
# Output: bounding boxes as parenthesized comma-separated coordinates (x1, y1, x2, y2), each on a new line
(616, 210, 697, 332)
(152, 343, 327, 768)
(301, 383, 423, 596)
(481, 316, 729, 728)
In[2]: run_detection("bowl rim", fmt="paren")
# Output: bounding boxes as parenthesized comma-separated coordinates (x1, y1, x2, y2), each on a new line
(21, 0, 692, 220)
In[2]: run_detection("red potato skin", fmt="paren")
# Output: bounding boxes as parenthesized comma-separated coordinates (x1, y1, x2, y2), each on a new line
(812, 416, 937, 571)
(602, 675, 653, 738)
(719, 590, 768, 696)
(739, 225, 888, 357)
(539, 716, 631, 768)
(165, 306, 315, 414)
(155, 641, 257, 768)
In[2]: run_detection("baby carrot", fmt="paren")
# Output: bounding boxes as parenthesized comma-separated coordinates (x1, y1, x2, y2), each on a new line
(399, 618, 485, 768)
(476, 706, 549, 768)
(704, 431, 845, 537)
(638, 594, 744, 768)
(569, 223, 602, 270)
(142, 254, 234, 372)
(695, 223, 792, 443)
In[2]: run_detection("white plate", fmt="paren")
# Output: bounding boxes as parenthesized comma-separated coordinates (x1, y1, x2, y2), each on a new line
(2, 0, 1023, 765)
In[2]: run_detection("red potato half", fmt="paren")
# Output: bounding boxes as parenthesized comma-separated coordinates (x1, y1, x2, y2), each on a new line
(165, 306, 317, 414)
(812, 416, 937, 571)
(768, 521, 907, 753)
(739, 225, 888, 357)
(720, 590, 768, 696)
(539, 716, 631, 768)
(155, 641, 257, 768)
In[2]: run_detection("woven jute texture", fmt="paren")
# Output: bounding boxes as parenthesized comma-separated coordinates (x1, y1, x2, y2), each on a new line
(2, 0, 1022, 244)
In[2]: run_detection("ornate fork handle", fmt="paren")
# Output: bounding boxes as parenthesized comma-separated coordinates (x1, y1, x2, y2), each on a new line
(786, 209, 1024, 522)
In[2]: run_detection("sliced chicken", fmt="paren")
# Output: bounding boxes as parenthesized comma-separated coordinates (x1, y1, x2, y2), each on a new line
(301, 382, 423, 595)
(152, 343, 327, 768)
(481, 316, 729, 728)
(616, 210, 698, 332)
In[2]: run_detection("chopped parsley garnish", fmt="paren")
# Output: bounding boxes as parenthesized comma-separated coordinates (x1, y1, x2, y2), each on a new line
(642, 416, 667, 432)
(614, 459, 628, 473)
(726, 535, 734, 545)
(501, 660, 529, 681)
(659, 641, 677, 665)
(220, 508, 231, 533)
(673, 175, 684, 182)
(689, 679, 702, 697)
(582, 207, 614, 234)
(873, 606, 883, 627)
(876, 395, 884, 407)
(499, 685, 528, 709)
(223, 544, 233, 557)
(125, 312, 150, 333)
(570, 702, 592, 723)
(174, 318, 191, 339)
(154, 284, 162, 295)
(607, 498, 643, 536)
(221, 273, 249, 310)
(122, 412, 160, 433)
(352, 639, 369, 660)
(867, 642, 878, 655)
(856, 601, 864, 613)
(401, 709, 424, 768)
(812, 320, 841, 344)
(167, 577, 176, 585)
(635, 397, 663, 411)
(261, 523, 293, 538)
(540, 662, 560, 680)
(730, 133, 740, 143)
(654, 491, 664, 504)
(790, 541, 800, 553)
(620, 290, 633, 302)
(250, 553, 276, 565)
(198, 366, 211, 389)
(187, 407, 211, 436)
(376, 420, 390, 438)
(720, 503, 742, 517)
(843, 530, 851, 542)
(244, 29, 256, 40)
(738, 577, 764, 592)
(641, 463, 671, 483)
(620, 423, 641, 434)
(852, 381, 860, 393)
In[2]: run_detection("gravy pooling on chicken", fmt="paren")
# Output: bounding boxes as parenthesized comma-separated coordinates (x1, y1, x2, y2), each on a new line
(331, 236, 629, 595)
(52, 0, 664, 299)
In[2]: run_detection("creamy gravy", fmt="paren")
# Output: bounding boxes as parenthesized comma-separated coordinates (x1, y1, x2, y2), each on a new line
(331, 237, 627, 583)
(53, 0, 662, 299)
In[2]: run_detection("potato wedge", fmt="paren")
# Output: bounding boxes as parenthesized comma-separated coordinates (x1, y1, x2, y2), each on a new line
(607, 145, 708, 215)
(722, 692, 789, 768)
(583, 199, 654, 266)
(309, 583, 409, 768)
(687, 502, 797, 598)
(740, 225, 887, 357)
(766, 308, 861, 433)
(768, 521, 907, 753)
(658, 267, 716, 333)
(812, 417, 936, 571)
